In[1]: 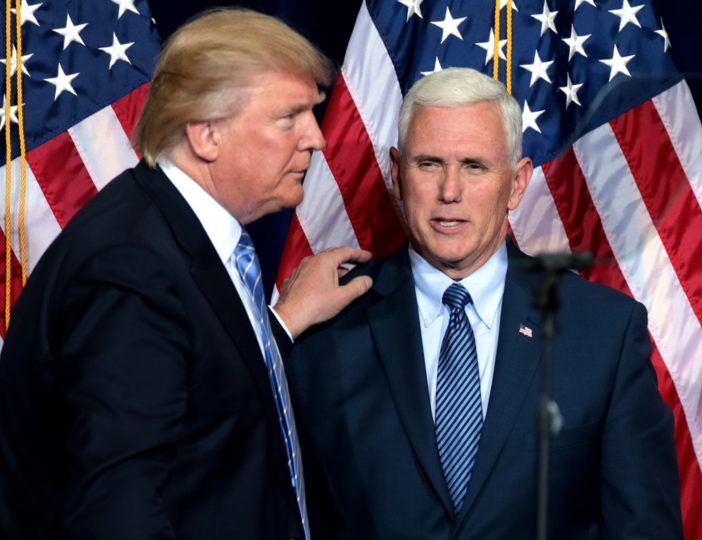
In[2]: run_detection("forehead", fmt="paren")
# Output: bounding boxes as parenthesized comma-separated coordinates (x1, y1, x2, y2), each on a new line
(404, 101, 507, 156)
(246, 70, 323, 105)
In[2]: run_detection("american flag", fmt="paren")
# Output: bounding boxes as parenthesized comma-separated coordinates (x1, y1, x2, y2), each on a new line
(0, 0, 159, 336)
(276, 0, 702, 537)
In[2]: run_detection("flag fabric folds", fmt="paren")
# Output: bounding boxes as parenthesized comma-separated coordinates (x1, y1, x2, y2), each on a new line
(0, 0, 159, 336)
(276, 1, 702, 537)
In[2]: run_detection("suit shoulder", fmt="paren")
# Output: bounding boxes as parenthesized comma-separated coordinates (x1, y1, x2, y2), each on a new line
(508, 247, 643, 315)
(557, 270, 643, 313)
(297, 254, 394, 342)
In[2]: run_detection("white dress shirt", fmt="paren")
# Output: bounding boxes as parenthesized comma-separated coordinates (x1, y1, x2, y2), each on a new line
(157, 157, 289, 356)
(409, 243, 508, 421)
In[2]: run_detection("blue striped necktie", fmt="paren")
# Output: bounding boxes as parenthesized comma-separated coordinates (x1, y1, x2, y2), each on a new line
(233, 229, 309, 539)
(435, 282, 483, 514)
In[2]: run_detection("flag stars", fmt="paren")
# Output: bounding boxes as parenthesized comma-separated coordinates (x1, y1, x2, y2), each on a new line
(99, 33, 134, 69)
(11, 0, 42, 26)
(475, 28, 507, 66)
(421, 57, 443, 76)
(575, 0, 596, 9)
(111, 0, 140, 19)
(0, 46, 33, 77)
(522, 101, 545, 133)
(562, 25, 590, 61)
(655, 18, 671, 52)
(53, 14, 88, 50)
(520, 51, 553, 87)
(430, 7, 467, 43)
(0, 95, 19, 130)
(608, 0, 644, 32)
(499, 0, 519, 12)
(44, 64, 79, 100)
(559, 74, 583, 108)
(531, 1, 558, 37)
(398, 0, 423, 22)
(599, 45, 635, 81)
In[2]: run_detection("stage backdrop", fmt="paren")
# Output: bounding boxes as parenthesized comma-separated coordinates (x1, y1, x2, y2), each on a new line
(1, 0, 700, 538)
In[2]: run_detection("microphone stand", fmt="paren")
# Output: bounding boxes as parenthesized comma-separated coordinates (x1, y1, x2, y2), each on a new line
(530, 252, 594, 540)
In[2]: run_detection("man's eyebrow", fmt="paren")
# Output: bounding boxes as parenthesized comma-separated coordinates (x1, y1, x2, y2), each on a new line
(408, 154, 445, 163)
(459, 156, 488, 165)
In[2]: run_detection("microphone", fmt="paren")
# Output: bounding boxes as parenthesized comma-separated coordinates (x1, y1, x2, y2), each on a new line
(529, 251, 595, 272)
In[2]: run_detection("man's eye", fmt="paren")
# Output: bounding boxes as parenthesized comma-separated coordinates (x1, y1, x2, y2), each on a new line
(464, 162, 485, 172)
(418, 161, 439, 169)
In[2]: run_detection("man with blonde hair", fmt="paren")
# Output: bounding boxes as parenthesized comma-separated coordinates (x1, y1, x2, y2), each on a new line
(288, 67, 681, 539)
(0, 8, 371, 539)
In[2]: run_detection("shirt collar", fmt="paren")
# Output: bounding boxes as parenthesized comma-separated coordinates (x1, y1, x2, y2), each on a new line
(157, 157, 241, 264)
(409, 242, 508, 330)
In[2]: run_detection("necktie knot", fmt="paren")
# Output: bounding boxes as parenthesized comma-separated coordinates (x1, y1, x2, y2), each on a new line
(234, 229, 260, 292)
(442, 282, 471, 311)
(235, 228, 255, 255)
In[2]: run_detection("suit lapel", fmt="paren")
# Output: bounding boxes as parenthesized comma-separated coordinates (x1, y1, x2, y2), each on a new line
(366, 248, 455, 519)
(458, 247, 543, 523)
(133, 162, 290, 486)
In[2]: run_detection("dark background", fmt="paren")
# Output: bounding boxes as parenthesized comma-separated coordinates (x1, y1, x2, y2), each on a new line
(148, 0, 702, 294)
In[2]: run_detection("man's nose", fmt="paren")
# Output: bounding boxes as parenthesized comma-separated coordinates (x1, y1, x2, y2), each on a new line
(439, 166, 461, 202)
(300, 112, 326, 152)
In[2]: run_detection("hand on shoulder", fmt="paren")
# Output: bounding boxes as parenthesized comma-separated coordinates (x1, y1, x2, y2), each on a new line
(273, 247, 373, 338)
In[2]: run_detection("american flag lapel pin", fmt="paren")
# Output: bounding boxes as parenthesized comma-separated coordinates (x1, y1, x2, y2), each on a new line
(518, 324, 533, 338)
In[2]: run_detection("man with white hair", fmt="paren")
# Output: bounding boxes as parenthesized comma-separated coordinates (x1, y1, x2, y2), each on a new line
(287, 67, 682, 539)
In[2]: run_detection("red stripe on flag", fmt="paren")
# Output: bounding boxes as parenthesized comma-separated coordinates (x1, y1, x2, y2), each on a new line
(321, 75, 405, 257)
(0, 235, 24, 338)
(542, 150, 628, 291)
(111, 82, 151, 159)
(27, 132, 98, 228)
(542, 150, 701, 540)
(609, 102, 702, 325)
(276, 213, 314, 290)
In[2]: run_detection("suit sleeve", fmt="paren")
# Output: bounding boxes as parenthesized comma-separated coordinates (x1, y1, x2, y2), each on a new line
(55, 245, 190, 539)
(269, 307, 294, 358)
(599, 301, 683, 539)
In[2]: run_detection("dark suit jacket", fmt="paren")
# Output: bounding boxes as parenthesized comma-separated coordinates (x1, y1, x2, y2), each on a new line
(287, 245, 682, 540)
(0, 161, 302, 539)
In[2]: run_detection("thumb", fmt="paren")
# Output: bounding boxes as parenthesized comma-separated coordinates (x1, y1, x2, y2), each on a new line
(337, 275, 373, 303)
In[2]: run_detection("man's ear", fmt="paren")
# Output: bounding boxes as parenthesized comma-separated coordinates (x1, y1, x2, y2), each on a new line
(507, 156, 533, 211)
(390, 147, 403, 201)
(184, 120, 219, 162)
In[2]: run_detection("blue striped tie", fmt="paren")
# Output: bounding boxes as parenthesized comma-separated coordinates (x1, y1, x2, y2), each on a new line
(234, 229, 309, 539)
(435, 282, 483, 514)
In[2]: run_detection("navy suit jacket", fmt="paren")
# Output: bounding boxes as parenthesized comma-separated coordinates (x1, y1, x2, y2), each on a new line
(0, 161, 302, 539)
(287, 245, 682, 539)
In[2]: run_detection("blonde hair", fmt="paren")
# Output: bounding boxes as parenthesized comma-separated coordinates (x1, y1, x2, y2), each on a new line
(134, 8, 334, 166)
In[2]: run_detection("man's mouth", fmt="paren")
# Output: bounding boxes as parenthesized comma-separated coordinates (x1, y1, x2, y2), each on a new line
(432, 218, 466, 229)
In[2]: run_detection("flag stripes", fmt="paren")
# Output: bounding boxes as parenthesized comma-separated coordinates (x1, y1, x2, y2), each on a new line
(575, 123, 702, 465)
(651, 83, 702, 208)
(1, 85, 148, 330)
(111, 82, 150, 145)
(509, 166, 571, 253)
(609, 103, 702, 324)
(321, 75, 404, 255)
(28, 132, 98, 228)
(68, 106, 139, 191)
(0, 159, 61, 275)
(541, 149, 629, 291)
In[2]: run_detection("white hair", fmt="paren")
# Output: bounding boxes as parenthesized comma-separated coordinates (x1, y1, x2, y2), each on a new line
(397, 67, 523, 165)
